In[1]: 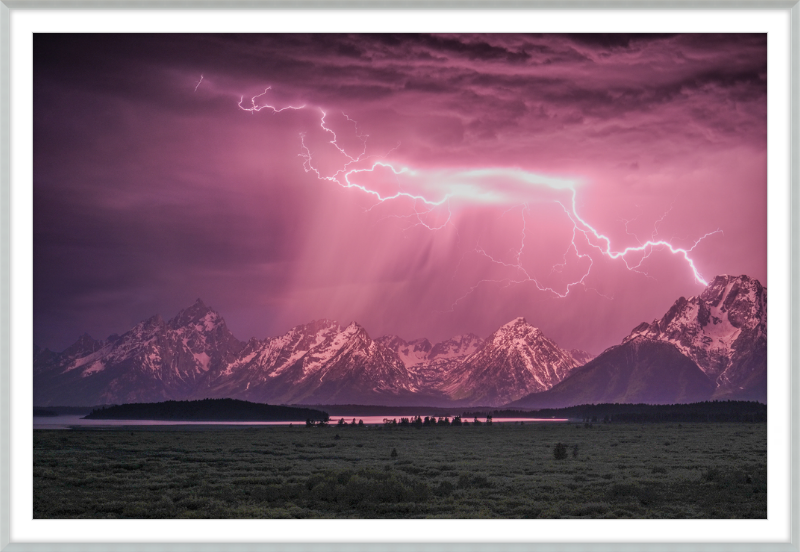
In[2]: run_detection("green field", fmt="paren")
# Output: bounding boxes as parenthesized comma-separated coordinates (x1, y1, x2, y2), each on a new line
(33, 422, 766, 518)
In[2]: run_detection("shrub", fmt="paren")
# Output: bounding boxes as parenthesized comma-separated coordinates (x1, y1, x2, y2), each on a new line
(433, 481, 455, 497)
(457, 473, 493, 489)
(553, 442, 568, 460)
(390, 448, 398, 458)
(572, 444, 579, 458)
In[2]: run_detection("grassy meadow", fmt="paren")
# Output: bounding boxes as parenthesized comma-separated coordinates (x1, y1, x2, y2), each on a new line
(33, 422, 766, 518)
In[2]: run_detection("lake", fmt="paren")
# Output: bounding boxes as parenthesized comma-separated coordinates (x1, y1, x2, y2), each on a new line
(33, 414, 569, 429)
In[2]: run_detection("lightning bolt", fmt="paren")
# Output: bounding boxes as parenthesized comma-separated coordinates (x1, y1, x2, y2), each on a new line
(236, 86, 723, 305)
(560, 189, 721, 286)
(238, 87, 306, 114)
(194, 74, 204, 92)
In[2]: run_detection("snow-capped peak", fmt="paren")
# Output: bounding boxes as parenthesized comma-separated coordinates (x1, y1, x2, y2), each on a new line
(492, 317, 542, 345)
(501, 317, 528, 329)
(440, 317, 579, 406)
(623, 274, 766, 388)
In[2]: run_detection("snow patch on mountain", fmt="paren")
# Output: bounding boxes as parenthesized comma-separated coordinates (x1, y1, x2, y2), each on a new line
(62, 345, 112, 374)
(81, 360, 106, 377)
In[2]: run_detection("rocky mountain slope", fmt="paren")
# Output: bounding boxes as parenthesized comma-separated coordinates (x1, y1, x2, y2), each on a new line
(374, 333, 483, 389)
(624, 274, 766, 400)
(33, 299, 244, 406)
(439, 318, 581, 405)
(508, 338, 715, 409)
(204, 320, 420, 405)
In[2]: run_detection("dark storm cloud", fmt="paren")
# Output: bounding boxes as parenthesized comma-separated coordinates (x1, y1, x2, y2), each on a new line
(564, 33, 678, 50)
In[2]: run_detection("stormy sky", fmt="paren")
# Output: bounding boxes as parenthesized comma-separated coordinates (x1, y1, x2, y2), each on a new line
(34, 34, 767, 354)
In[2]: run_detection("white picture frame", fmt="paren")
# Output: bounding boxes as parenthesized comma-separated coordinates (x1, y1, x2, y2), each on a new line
(1, 2, 798, 551)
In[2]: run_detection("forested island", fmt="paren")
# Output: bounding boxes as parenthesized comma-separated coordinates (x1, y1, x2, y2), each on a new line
(83, 398, 329, 422)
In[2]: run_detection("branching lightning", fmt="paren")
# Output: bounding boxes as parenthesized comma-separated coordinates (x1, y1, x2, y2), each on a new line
(558, 190, 721, 286)
(238, 87, 306, 114)
(237, 86, 723, 306)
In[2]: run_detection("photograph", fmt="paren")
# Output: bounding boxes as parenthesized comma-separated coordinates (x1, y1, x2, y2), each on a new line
(31, 33, 768, 520)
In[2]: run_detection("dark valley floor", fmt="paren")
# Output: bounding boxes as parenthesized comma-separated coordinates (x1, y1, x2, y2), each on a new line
(34, 422, 766, 519)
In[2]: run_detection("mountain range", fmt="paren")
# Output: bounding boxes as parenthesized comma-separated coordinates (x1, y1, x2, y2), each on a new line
(33, 274, 766, 408)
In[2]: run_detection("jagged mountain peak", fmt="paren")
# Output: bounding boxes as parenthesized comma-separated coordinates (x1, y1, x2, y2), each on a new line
(490, 317, 543, 345)
(61, 332, 102, 358)
(622, 274, 766, 398)
(339, 322, 376, 349)
(343, 320, 365, 332)
(442, 317, 578, 406)
(168, 299, 225, 332)
(626, 275, 765, 341)
(133, 314, 166, 333)
(501, 316, 528, 328)
(700, 274, 759, 301)
(286, 319, 342, 340)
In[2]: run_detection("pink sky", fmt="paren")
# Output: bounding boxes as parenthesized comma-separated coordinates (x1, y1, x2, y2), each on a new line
(34, 34, 766, 354)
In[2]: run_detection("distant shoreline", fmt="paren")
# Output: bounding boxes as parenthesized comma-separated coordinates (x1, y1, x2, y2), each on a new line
(31, 399, 767, 425)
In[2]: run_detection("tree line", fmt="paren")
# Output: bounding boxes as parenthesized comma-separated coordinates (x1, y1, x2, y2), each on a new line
(463, 400, 766, 423)
(306, 415, 495, 428)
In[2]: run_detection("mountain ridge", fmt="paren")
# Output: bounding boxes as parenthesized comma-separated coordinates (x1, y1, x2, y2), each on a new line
(34, 274, 767, 408)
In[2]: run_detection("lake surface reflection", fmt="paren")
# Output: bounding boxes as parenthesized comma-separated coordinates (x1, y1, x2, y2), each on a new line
(34, 414, 568, 429)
